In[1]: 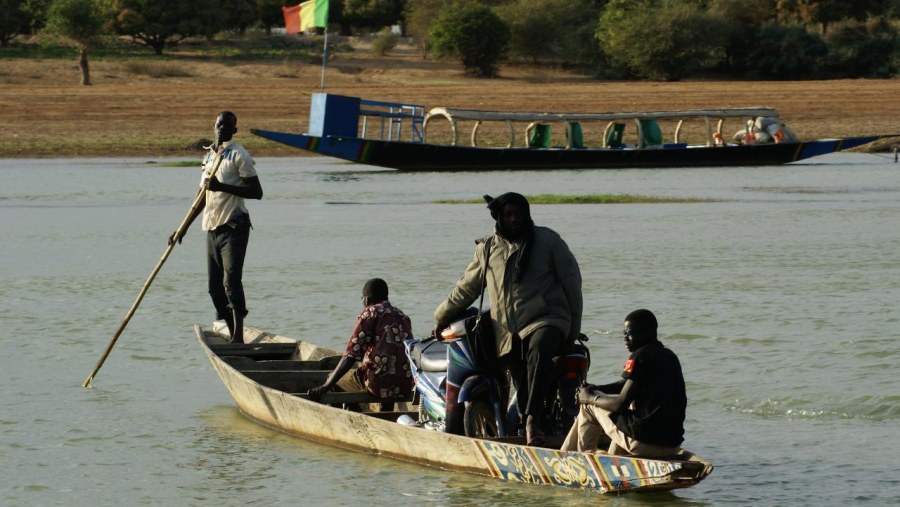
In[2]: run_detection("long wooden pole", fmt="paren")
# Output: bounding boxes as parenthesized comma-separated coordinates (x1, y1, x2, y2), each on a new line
(82, 151, 224, 387)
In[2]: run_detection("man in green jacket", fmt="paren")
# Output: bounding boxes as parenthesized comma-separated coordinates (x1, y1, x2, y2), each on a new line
(434, 192, 583, 445)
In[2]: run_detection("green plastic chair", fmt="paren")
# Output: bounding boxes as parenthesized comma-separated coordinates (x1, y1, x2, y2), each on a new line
(567, 122, 584, 149)
(528, 123, 551, 148)
(605, 123, 625, 148)
(639, 119, 663, 147)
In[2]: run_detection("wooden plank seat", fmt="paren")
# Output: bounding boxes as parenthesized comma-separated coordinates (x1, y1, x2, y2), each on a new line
(292, 391, 387, 405)
(238, 370, 414, 402)
(209, 342, 298, 360)
(240, 369, 332, 391)
(292, 391, 415, 411)
(221, 355, 342, 371)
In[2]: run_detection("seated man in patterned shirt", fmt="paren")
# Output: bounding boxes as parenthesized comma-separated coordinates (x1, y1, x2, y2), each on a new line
(307, 278, 414, 408)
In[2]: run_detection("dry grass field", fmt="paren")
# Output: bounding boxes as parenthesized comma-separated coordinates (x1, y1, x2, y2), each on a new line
(1, 41, 898, 158)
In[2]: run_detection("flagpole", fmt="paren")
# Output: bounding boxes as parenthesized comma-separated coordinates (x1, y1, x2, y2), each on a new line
(319, 28, 328, 90)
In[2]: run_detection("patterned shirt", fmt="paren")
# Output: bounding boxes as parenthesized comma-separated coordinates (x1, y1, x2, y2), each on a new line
(344, 301, 414, 400)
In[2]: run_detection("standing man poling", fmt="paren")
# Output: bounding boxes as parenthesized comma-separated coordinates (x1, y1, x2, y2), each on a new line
(170, 111, 263, 344)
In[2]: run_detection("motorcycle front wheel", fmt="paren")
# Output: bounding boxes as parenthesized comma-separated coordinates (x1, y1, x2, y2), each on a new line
(463, 400, 499, 438)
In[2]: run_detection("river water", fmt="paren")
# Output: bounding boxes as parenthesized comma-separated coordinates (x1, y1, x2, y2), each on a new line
(2, 153, 899, 506)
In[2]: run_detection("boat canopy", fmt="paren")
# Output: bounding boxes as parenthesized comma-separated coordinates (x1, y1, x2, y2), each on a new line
(423, 106, 780, 149)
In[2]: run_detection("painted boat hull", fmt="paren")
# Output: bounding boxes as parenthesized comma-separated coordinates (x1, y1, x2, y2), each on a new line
(251, 129, 882, 171)
(196, 324, 713, 495)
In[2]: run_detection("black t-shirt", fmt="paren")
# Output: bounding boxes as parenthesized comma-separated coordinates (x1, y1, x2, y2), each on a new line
(612, 341, 686, 447)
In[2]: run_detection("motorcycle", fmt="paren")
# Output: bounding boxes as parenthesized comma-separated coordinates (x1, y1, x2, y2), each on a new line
(540, 334, 591, 436)
(403, 307, 508, 438)
(404, 307, 591, 440)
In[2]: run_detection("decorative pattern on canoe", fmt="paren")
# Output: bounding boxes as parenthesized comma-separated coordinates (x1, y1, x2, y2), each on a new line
(475, 440, 681, 492)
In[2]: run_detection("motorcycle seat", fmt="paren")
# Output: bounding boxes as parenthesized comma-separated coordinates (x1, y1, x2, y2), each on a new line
(412, 340, 449, 372)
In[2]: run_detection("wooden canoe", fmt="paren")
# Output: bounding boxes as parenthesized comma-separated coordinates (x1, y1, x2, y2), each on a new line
(195, 324, 714, 495)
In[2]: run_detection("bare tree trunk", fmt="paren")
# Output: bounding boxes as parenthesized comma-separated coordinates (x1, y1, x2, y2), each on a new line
(79, 48, 91, 86)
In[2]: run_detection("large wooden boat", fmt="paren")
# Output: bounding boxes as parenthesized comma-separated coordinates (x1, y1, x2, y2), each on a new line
(196, 323, 714, 495)
(251, 93, 889, 171)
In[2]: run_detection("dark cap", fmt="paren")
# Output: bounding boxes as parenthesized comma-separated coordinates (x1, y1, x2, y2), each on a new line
(484, 192, 531, 221)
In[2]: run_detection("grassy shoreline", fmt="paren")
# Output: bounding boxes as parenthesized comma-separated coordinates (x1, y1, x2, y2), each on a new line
(2, 38, 899, 159)
(435, 194, 719, 204)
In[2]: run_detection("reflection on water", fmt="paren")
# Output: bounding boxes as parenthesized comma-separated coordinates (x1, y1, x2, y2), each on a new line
(2, 154, 899, 506)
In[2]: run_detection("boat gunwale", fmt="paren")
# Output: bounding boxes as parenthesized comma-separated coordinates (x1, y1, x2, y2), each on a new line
(425, 106, 780, 124)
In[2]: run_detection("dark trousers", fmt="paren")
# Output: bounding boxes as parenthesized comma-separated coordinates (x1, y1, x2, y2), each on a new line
(207, 221, 250, 320)
(503, 326, 564, 421)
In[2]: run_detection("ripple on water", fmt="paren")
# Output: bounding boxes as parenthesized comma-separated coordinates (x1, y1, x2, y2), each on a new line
(723, 393, 900, 422)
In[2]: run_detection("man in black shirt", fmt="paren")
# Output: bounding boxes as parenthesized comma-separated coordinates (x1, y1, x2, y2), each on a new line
(560, 309, 686, 457)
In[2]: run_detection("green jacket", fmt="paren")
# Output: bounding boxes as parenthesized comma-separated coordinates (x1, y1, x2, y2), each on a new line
(435, 226, 583, 357)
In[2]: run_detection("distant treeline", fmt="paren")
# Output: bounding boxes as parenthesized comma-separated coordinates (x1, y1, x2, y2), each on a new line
(3, 0, 898, 80)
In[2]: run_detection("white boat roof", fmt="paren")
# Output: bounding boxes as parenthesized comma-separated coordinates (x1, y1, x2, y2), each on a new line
(426, 106, 779, 123)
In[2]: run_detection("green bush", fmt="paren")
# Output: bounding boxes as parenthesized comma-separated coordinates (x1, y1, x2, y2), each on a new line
(597, 0, 728, 80)
(742, 23, 828, 79)
(371, 27, 398, 56)
(429, 2, 510, 77)
(708, 0, 776, 75)
(497, 0, 603, 67)
(824, 19, 898, 78)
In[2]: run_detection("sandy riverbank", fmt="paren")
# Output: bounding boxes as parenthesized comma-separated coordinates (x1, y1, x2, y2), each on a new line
(1, 43, 897, 158)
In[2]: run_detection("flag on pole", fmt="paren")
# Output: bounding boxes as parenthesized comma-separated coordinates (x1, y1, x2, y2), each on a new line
(299, 0, 329, 32)
(282, 4, 301, 34)
(282, 0, 329, 34)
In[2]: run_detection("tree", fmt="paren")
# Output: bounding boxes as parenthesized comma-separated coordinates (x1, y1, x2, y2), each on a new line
(497, 1, 556, 65)
(824, 18, 898, 78)
(343, 0, 405, 32)
(113, 0, 220, 55)
(0, 0, 32, 46)
(43, 0, 108, 85)
(24, 0, 53, 33)
(429, 2, 510, 77)
(497, 0, 603, 67)
(257, 0, 286, 35)
(709, 0, 777, 75)
(597, 0, 728, 80)
(220, 0, 258, 34)
(776, 0, 888, 34)
(743, 23, 827, 79)
(405, 0, 443, 57)
(5, 0, 54, 38)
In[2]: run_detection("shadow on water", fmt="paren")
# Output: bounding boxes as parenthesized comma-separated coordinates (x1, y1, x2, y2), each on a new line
(314, 168, 394, 181)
